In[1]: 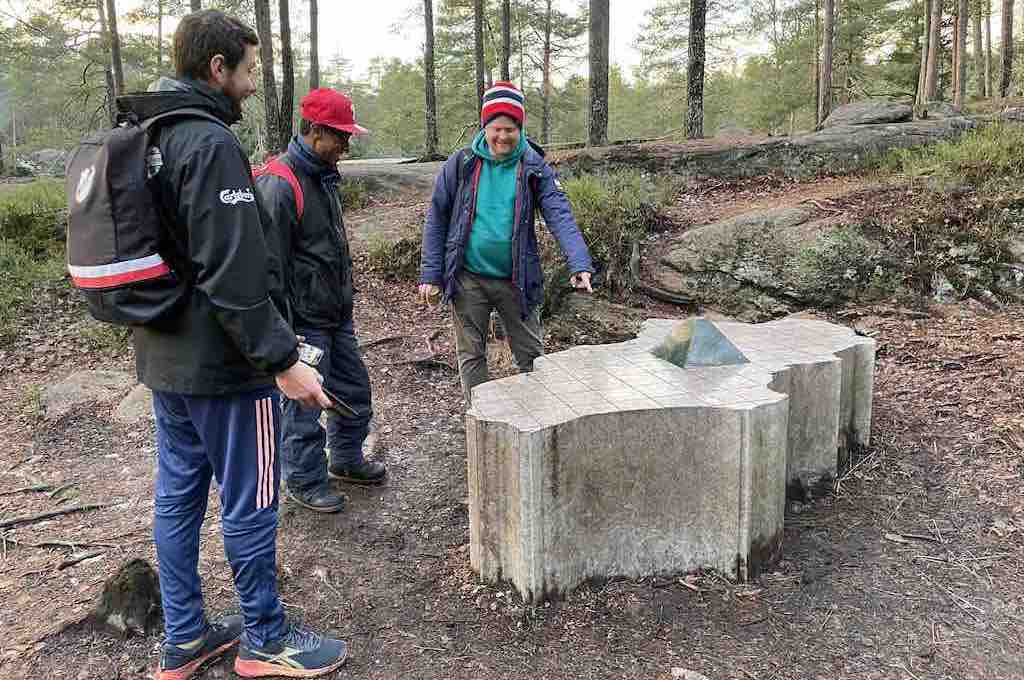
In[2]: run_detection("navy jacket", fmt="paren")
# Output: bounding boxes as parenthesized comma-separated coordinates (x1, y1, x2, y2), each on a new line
(255, 142, 355, 330)
(420, 142, 593, 318)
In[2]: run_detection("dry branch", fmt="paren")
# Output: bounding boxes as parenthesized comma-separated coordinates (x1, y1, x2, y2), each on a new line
(0, 503, 112, 530)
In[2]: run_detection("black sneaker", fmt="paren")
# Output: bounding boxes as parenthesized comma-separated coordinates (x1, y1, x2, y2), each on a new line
(155, 614, 243, 680)
(234, 623, 347, 678)
(328, 460, 387, 486)
(284, 483, 346, 513)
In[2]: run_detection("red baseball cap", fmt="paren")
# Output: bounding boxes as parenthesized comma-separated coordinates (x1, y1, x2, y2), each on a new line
(300, 88, 369, 136)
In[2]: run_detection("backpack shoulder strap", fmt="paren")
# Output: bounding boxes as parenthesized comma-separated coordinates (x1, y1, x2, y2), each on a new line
(254, 156, 304, 220)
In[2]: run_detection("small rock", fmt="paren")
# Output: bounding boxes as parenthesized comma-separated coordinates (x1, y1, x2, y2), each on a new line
(113, 384, 155, 425)
(91, 559, 161, 637)
(671, 669, 711, 680)
(43, 370, 135, 419)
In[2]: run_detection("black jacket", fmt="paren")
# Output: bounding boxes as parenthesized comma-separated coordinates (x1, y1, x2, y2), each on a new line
(119, 78, 299, 395)
(254, 141, 354, 329)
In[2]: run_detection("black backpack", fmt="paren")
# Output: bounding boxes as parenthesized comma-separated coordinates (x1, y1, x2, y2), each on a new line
(64, 108, 225, 326)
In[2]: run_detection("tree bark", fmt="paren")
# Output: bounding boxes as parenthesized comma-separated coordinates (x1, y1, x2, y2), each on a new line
(542, 0, 552, 145)
(999, 0, 1014, 97)
(105, 0, 125, 96)
(588, 0, 609, 147)
(972, 0, 984, 95)
(818, 0, 835, 125)
(474, 0, 485, 124)
(500, 0, 511, 81)
(95, 0, 117, 125)
(814, 0, 821, 126)
(191, 0, 200, 10)
(278, 0, 295, 142)
(924, 0, 942, 101)
(985, 0, 993, 96)
(309, 0, 319, 89)
(916, 1, 931, 111)
(424, 0, 439, 157)
(157, 0, 164, 71)
(954, 0, 968, 107)
(254, 0, 282, 153)
(687, 0, 706, 139)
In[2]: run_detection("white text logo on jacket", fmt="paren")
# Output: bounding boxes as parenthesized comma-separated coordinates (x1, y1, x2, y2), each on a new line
(219, 188, 255, 205)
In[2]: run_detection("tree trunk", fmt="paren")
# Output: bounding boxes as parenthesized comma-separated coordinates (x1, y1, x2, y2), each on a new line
(500, 0, 511, 81)
(687, 0, 706, 139)
(105, 0, 125, 96)
(588, 0, 609, 147)
(983, 0, 991, 95)
(972, 0, 984, 95)
(474, 0, 485, 124)
(278, 0, 295, 142)
(191, 0, 200, 11)
(157, 0, 164, 71)
(95, 0, 117, 125)
(954, 0, 968, 107)
(925, 0, 942, 101)
(916, 1, 931, 111)
(1000, 0, 1014, 97)
(985, 0, 993, 96)
(818, 0, 835, 125)
(814, 0, 821, 126)
(254, 0, 282, 153)
(542, 0, 552, 145)
(309, 0, 319, 89)
(424, 0, 439, 157)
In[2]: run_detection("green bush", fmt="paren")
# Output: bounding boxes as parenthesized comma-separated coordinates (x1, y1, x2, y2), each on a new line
(339, 178, 370, 211)
(0, 180, 68, 339)
(0, 238, 65, 337)
(888, 123, 1024, 188)
(540, 169, 676, 315)
(0, 179, 67, 256)
(365, 233, 422, 281)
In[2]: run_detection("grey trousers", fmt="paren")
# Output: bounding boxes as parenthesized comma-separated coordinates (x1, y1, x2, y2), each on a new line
(452, 271, 543, 403)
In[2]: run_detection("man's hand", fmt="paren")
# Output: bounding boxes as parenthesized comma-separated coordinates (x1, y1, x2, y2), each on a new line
(418, 283, 442, 306)
(276, 360, 332, 409)
(570, 271, 593, 293)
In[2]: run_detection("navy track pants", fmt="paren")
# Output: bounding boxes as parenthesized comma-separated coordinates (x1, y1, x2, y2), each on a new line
(153, 386, 286, 647)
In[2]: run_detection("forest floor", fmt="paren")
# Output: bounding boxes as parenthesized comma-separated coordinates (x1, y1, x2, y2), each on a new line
(0, 168, 1022, 680)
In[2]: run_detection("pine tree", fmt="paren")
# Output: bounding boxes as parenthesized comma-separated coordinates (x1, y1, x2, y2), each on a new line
(424, 0, 439, 157)
(588, 0, 609, 146)
(309, 0, 319, 89)
(254, 0, 282, 153)
(687, 0, 706, 138)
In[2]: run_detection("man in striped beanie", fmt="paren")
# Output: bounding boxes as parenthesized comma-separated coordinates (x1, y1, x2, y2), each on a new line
(419, 81, 595, 403)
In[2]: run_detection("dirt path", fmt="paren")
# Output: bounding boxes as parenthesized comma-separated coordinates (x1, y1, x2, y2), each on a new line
(1, 175, 1022, 680)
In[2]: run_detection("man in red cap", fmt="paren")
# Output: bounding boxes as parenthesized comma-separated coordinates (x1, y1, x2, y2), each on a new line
(255, 88, 386, 514)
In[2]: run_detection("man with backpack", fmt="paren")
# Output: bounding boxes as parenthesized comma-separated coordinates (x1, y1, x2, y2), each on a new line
(254, 88, 387, 515)
(111, 11, 347, 679)
(418, 81, 595, 404)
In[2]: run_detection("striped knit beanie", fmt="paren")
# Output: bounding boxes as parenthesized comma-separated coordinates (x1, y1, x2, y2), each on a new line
(481, 81, 525, 129)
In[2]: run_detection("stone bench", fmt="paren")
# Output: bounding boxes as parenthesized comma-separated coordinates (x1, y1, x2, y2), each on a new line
(466, 317, 875, 600)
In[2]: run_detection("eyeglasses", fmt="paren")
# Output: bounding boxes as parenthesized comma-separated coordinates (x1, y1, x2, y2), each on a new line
(321, 126, 351, 149)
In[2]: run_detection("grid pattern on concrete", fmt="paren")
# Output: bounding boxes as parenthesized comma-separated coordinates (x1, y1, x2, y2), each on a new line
(468, 318, 873, 431)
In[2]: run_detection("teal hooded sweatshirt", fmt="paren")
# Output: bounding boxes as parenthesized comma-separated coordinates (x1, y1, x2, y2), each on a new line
(463, 130, 528, 279)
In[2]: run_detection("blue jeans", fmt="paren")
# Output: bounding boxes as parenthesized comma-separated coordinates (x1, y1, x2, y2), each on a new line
(281, 320, 373, 490)
(152, 387, 286, 647)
